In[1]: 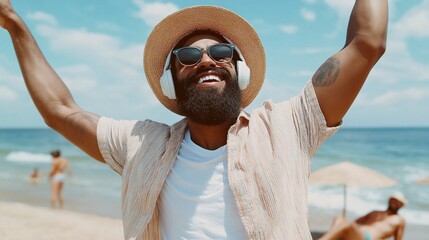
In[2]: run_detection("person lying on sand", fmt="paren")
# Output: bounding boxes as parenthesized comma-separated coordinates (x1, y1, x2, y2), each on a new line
(320, 192, 407, 240)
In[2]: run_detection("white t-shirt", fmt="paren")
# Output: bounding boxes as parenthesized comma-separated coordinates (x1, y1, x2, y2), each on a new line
(159, 130, 247, 239)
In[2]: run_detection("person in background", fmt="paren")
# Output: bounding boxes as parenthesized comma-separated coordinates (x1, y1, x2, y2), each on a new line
(29, 167, 40, 184)
(48, 150, 71, 209)
(320, 192, 407, 240)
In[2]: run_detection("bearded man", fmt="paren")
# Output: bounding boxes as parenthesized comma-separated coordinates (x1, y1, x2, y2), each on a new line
(0, 0, 388, 239)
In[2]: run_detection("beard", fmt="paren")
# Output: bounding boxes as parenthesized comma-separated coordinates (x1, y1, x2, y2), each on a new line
(176, 67, 242, 125)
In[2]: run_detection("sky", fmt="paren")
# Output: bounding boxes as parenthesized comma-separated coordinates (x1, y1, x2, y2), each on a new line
(0, 0, 428, 128)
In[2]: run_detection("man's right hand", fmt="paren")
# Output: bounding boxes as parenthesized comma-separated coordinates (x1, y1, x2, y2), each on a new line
(0, 0, 14, 29)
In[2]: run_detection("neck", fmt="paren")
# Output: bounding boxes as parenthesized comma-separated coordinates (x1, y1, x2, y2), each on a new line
(186, 118, 235, 150)
(386, 207, 398, 215)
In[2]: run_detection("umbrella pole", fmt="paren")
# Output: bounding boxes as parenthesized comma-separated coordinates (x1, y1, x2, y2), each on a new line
(342, 184, 347, 218)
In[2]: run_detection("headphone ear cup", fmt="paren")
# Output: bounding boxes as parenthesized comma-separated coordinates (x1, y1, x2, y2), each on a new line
(160, 69, 176, 99)
(237, 60, 250, 90)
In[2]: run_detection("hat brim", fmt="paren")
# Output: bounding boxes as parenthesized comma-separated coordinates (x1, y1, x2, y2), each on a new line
(144, 5, 266, 115)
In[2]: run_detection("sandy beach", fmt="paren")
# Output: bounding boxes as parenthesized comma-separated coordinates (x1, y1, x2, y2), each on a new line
(1, 200, 427, 240)
(1, 128, 428, 239)
(0, 201, 123, 240)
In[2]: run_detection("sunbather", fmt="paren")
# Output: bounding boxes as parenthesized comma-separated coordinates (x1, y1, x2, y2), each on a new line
(320, 192, 407, 240)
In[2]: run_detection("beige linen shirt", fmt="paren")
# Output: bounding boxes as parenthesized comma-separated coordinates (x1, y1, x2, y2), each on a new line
(97, 82, 339, 240)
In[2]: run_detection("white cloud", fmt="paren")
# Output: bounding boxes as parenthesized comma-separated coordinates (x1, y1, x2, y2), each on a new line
(27, 11, 57, 25)
(133, 0, 179, 27)
(96, 22, 121, 32)
(57, 65, 98, 92)
(248, 78, 297, 109)
(322, 0, 429, 86)
(392, 0, 429, 39)
(0, 66, 21, 84)
(37, 26, 120, 55)
(280, 24, 298, 34)
(358, 88, 429, 106)
(324, 0, 354, 18)
(322, 0, 354, 38)
(25, 11, 160, 116)
(369, 1, 429, 85)
(301, 8, 316, 21)
(375, 56, 429, 83)
(0, 86, 17, 101)
(33, 22, 144, 80)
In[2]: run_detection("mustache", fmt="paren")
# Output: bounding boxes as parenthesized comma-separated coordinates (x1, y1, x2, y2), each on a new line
(185, 67, 231, 86)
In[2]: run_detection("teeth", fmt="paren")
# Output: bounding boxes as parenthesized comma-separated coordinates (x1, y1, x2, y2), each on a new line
(198, 75, 221, 84)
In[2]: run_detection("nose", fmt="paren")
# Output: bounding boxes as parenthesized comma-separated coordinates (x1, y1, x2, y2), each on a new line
(198, 50, 216, 68)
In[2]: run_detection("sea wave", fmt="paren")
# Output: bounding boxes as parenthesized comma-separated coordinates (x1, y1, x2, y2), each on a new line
(0, 172, 13, 179)
(402, 165, 429, 183)
(5, 151, 52, 163)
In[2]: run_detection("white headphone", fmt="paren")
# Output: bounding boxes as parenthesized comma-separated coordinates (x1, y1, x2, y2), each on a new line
(160, 43, 250, 99)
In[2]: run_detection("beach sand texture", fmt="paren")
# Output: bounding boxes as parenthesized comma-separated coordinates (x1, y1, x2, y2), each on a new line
(1, 201, 427, 240)
(0, 201, 123, 240)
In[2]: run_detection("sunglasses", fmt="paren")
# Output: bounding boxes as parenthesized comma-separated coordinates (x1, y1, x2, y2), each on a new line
(172, 43, 236, 66)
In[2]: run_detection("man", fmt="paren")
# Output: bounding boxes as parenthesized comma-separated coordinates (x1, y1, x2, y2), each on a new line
(48, 150, 71, 209)
(320, 192, 407, 240)
(0, 0, 387, 239)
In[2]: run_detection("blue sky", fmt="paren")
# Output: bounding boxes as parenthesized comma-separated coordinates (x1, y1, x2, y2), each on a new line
(0, 0, 428, 128)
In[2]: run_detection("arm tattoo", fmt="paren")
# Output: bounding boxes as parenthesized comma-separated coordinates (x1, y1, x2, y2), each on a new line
(312, 57, 340, 87)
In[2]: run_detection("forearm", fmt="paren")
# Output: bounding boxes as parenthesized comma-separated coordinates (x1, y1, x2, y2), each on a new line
(344, 0, 388, 59)
(394, 220, 405, 240)
(5, 12, 79, 125)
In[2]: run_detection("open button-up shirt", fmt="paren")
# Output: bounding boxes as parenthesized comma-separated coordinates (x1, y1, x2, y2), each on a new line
(97, 81, 339, 240)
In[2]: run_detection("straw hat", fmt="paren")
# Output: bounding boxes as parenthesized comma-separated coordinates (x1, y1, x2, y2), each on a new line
(144, 5, 266, 115)
(389, 192, 408, 205)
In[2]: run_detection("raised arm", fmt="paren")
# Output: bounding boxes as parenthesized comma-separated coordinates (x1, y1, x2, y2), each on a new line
(312, 0, 388, 126)
(0, 0, 104, 162)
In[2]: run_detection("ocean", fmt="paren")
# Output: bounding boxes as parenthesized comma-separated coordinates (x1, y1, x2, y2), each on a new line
(0, 127, 428, 225)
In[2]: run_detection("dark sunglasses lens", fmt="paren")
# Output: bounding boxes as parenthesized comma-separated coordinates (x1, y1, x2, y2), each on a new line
(210, 45, 233, 62)
(177, 48, 201, 65)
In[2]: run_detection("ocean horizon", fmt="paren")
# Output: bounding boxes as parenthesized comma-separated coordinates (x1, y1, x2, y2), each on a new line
(1, 127, 428, 225)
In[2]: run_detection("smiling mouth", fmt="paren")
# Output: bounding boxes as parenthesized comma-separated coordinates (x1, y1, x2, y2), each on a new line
(197, 74, 222, 84)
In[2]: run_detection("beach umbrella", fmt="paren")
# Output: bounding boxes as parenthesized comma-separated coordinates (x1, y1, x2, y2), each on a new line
(309, 161, 397, 218)
(416, 177, 429, 184)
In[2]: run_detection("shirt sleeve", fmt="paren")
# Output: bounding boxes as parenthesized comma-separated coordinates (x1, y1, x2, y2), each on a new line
(290, 81, 340, 158)
(96, 117, 138, 175)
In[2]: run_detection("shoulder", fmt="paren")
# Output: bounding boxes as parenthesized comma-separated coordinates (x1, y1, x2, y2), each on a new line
(387, 214, 405, 225)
